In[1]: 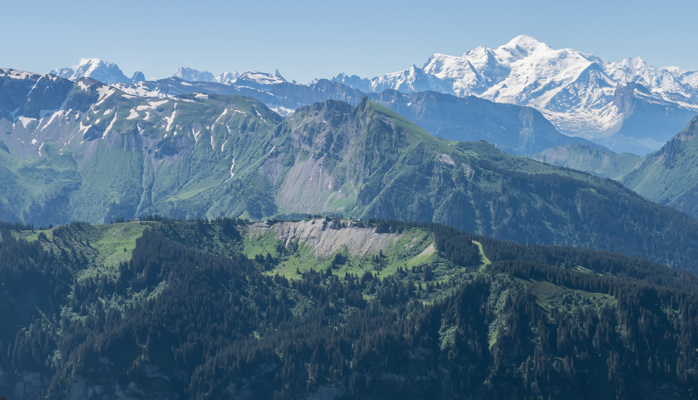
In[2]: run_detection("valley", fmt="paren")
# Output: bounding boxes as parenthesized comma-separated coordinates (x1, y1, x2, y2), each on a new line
(530, 115, 698, 220)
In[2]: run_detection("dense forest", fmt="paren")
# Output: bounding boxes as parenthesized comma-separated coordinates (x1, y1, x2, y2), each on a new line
(1, 218, 697, 399)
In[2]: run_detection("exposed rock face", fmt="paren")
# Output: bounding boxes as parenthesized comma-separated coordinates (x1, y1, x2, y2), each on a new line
(246, 219, 403, 258)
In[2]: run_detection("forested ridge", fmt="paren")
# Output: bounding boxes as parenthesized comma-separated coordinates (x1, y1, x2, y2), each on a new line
(0, 218, 697, 399)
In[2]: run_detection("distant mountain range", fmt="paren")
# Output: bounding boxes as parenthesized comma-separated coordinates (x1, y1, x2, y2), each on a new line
(40, 63, 594, 156)
(332, 36, 698, 155)
(0, 68, 697, 270)
(47, 41, 698, 155)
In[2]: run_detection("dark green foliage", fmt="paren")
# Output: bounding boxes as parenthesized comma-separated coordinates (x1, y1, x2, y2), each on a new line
(2, 220, 698, 399)
(0, 229, 72, 373)
(432, 224, 482, 267)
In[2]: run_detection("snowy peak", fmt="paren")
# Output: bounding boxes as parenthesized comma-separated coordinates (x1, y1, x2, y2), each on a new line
(495, 35, 550, 62)
(331, 73, 372, 93)
(370, 65, 440, 94)
(217, 71, 239, 84)
(331, 35, 698, 153)
(173, 67, 217, 83)
(233, 71, 286, 89)
(50, 58, 132, 85)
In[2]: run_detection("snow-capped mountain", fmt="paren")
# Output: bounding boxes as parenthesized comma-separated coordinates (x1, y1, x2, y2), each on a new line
(332, 36, 698, 154)
(173, 67, 216, 83)
(217, 71, 239, 84)
(232, 70, 286, 90)
(50, 58, 143, 84)
(173, 68, 241, 84)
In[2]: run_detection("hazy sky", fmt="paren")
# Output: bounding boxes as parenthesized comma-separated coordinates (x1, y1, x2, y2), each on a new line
(2, 0, 696, 83)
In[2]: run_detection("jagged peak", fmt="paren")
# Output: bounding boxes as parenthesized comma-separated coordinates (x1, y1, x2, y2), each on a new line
(173, 67, 216, 82)
(464, 45, 489, 58)
(356, 95, 371, 110)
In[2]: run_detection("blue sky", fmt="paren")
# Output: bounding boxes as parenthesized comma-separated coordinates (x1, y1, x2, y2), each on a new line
(3, 0, 697, 83)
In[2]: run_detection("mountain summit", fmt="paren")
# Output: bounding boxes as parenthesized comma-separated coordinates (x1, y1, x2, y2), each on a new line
(50, 58, 143, 84)
(332, 36, 698, 155)
(173, 67, 217, 82)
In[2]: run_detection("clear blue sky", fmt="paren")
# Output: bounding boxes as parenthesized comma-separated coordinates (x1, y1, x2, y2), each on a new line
(3, 0, 697, 83)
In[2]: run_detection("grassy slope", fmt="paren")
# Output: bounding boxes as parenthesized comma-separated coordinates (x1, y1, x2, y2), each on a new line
(528, 143, 641, 180)
(15, 221, 149, 279)
(622, 117, 698, 218)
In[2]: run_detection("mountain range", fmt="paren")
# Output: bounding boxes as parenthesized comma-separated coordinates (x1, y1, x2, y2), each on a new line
(50, 37, 698, 156)
(332, 36, 698, 155)
(0, 68, 698, 273)
(75, 69, 599, 156)
(3, 42, 698, 400)
(18, 64, 593, 156)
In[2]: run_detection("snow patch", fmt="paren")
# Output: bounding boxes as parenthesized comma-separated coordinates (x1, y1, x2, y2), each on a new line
(164, 111, 177, 131)
(225, 158, 235, 182)
(18, 117, 36, 128)
(127, 109, 139, 120)
(41, 111, 63, 131)
(192, 126, 202, 143)
(95, 86, 116, 106)
(270, 106, 294, 117)
(103, 115, 117, 139)
(149, 99, 169, 107)
(216, 108, 228, 122)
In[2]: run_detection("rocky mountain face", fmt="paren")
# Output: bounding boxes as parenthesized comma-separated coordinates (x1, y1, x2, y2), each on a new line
(332, 36, 698, 155)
